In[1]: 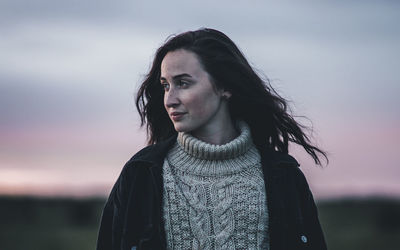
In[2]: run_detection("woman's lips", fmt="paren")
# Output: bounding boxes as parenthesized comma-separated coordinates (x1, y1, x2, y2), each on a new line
(170, 112, 186, 121)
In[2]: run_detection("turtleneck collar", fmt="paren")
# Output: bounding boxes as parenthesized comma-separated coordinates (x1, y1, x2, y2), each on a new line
(167, 121, 261, 177)
(177, 121, 251, 160)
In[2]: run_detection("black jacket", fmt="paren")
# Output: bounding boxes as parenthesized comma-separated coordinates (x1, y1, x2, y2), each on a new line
(96, 136, 327, 250)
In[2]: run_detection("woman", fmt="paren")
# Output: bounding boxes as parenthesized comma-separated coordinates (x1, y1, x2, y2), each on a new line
(97, 28, 328, 250)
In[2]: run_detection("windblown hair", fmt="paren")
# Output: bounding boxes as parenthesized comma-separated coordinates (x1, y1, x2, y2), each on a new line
(136, 28, 327, 165)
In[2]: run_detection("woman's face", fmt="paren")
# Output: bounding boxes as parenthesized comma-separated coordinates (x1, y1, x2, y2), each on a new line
(160, 49, 231, 137)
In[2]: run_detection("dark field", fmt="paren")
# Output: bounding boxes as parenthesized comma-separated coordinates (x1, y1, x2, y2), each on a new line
(0, 196, 399, 250)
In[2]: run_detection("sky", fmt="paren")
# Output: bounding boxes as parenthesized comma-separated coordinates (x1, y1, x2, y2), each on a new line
(1, 0, 399, 199)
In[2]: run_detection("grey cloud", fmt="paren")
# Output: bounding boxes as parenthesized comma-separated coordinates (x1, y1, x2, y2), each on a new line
(0, 0, 137, 23)
(1, 0, 399, 41)
(0, 73, 133, 129)
(1, 0, 399, 129)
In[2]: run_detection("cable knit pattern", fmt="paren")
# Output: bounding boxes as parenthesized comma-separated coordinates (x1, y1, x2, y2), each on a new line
(163, 122, 269, 250)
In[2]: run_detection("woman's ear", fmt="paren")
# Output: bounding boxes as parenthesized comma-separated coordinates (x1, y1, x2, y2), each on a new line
(221, 90, 232, 99)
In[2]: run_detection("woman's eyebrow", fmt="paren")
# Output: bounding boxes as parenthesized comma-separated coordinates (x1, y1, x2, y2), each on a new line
(160, 73, 192, 82)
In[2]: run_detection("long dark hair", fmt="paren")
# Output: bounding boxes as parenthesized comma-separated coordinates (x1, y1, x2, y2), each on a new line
(136, 28, 328, 165)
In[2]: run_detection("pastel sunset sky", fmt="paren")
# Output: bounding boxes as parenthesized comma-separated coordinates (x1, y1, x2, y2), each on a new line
(1, 0, 399, 199)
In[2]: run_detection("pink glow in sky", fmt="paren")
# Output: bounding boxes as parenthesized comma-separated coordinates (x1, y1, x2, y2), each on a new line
(1, 115, 399, 199)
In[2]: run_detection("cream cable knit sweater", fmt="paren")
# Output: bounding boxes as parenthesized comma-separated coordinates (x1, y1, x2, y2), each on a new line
(163, 122, 269, 250)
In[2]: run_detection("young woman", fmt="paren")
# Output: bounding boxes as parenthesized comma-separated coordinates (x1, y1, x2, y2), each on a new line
(97, 28, 328, 250)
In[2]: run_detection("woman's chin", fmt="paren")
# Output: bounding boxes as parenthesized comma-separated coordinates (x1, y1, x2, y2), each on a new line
(173, 122, 196, 133)
(173, 123, 188, 133)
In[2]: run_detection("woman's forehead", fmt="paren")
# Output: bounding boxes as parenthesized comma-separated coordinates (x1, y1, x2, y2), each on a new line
(161, 49, 204, 78)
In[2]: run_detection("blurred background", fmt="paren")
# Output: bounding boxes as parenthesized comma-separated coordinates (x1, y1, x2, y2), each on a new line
(1, 0, 399, 249)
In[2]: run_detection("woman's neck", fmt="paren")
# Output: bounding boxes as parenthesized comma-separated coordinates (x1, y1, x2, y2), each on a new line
(190, 119, 239, 145)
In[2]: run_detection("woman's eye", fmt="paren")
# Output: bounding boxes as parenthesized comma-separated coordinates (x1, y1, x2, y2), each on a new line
(178, 81, 189, 88)
(161, 83, 170, 91)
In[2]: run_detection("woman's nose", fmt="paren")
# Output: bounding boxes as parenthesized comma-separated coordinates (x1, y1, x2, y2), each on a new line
(165, 88, 180, 108)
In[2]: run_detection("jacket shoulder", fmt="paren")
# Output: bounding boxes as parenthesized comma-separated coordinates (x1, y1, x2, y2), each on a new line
(125, 135, 178, 167)
(128, 144, 159, 163)
(105, 143, 166, 205)
(262, 149, 300, 168)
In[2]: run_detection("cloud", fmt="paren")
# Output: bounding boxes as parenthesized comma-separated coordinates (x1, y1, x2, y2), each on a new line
(0, 0, 136, 23)
(0, 23, 163, 128)
(2, 0, 399, 41)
